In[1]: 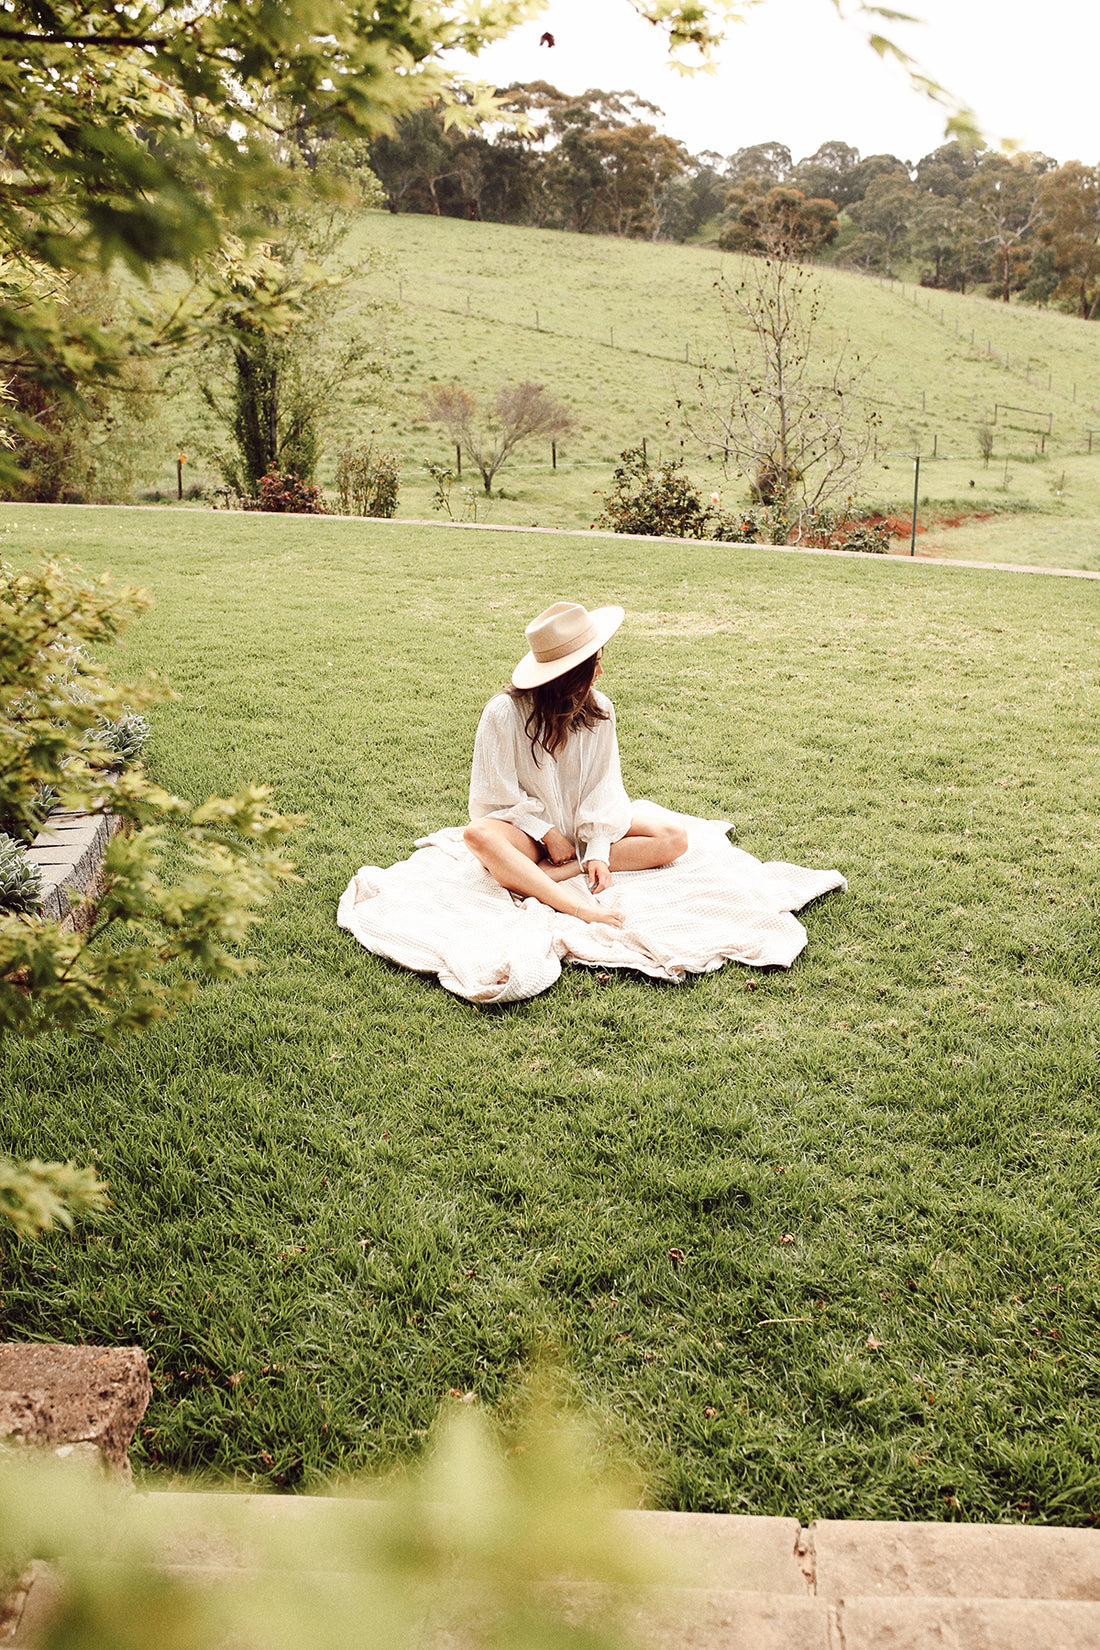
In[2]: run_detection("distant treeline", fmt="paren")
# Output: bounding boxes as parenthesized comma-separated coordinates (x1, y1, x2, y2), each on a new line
(368, 89, 1100, 318)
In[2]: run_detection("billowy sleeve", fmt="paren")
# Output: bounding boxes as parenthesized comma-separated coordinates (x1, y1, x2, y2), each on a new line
(468, 694, 552, 843)
(574, 699, 631, 865)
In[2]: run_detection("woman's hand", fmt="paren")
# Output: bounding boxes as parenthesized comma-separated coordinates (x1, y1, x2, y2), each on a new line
(542, 827, 577, 866)
(584, 859, 612, 894)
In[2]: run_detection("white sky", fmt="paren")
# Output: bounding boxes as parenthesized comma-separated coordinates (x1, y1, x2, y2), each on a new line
(450, 0, 1099, 168)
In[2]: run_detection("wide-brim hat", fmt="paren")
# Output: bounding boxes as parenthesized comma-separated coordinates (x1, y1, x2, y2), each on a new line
(511, 600, 625, 689)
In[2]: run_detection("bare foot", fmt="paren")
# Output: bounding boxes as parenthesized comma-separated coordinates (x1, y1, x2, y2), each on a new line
(567, 894, 624, 928)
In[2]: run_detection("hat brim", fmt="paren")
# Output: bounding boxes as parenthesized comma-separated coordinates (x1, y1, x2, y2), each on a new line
(511, 605, 625, 689)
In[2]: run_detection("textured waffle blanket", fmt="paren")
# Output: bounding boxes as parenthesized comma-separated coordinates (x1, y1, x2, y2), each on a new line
(337, 808, 846, 1005)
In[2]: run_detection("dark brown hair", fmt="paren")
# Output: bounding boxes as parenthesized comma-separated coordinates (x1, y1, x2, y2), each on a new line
(508, 652, 609, 761)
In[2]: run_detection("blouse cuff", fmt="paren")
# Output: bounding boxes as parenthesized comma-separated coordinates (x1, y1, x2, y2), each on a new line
(582, 836, 612, 865)
(510, 811, 550, 843)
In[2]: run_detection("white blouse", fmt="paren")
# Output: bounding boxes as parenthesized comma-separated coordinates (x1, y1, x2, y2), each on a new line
(469, 690, 632, 865)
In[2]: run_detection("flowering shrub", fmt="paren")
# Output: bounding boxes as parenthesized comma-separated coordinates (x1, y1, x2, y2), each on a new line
(245, 465, 326, 514)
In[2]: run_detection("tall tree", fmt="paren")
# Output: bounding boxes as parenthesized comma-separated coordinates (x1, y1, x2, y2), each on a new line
(193, 147, 387, 497)
(725, 142, 793, 189)
(789, 141, 861, 208)
(967, 153, 1050, 302)
(1035, 162, 1100, 319)
(915, 140, 984, 198)
(848, 176, 917, 274)
(719, 185, 839, 258)
(680, 259, 878, 539)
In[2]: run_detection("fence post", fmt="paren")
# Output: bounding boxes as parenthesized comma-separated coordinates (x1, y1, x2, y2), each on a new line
(456, 443, 461, 477)
(642, 437, 647, 463)
(910, 455, 920, 557)
(552, 440, 557, 470)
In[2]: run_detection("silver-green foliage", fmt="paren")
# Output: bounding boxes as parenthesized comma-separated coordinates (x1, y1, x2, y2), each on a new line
(89, 713, 151, 769)
(0, 834, 41, 916)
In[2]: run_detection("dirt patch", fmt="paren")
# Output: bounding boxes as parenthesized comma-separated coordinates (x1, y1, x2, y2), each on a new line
(868, 509, 998, 540)
(632, 610, 731, 637)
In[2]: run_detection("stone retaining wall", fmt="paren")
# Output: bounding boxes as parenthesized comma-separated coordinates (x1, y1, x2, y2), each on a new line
(23, 811, 121, 930)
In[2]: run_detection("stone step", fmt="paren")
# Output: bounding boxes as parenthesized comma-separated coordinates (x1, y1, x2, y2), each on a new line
(8, 1495, 1100, 1650)
(133, 1495, 1100, 1602)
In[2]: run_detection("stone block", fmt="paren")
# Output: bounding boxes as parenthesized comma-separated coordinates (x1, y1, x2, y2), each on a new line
(20, 811, 118, 928)
(615, 1511, 807, 1594)
(626, 1588, 831, 1650)
(0, 1344, 151, 1477)
(811, 1519, 1100, 1602)
(838, 1595, 1100, 1649)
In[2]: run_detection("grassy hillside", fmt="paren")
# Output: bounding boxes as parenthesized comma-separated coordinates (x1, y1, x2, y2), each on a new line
(172, 214, 1100, 568)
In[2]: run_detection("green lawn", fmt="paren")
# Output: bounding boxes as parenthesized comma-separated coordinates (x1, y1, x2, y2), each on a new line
(3, 504, 1099, 1524)
(157, 213, 1100, 569)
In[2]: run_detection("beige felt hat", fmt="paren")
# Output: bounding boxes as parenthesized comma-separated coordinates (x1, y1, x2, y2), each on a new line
(511, 601, 625, 689)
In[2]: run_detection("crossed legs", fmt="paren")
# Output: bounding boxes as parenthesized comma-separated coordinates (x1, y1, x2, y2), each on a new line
(462, 810, 688, 926)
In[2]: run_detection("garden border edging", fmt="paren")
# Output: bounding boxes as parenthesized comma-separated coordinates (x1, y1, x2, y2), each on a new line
(23, 810, 122, 930)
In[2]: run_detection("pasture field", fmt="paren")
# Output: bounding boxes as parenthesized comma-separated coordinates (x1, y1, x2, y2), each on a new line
(2, 503, 1099, 1523)
(162, 214, 1100, 569)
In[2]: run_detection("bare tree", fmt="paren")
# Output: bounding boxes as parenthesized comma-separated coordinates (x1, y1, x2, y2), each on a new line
(422, 380, 573, 494)
(679, 257, 879, 541)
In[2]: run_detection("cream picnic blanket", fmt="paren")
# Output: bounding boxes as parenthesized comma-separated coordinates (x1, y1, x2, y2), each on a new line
(336, 806, 846, 1004)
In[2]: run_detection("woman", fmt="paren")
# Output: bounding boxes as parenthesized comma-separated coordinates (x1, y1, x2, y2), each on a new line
(464, 601, 688, 926)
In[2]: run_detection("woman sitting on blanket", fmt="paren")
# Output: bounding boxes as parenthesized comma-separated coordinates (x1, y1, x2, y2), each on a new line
(465, 601, 688, 928)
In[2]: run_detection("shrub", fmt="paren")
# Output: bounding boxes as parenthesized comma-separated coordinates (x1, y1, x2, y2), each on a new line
(795, 506, 891, 554)
(595, 449, 887, 550)
(594, 447, 721, 538)
(335, 440, 400, 517)
(1, 555, 299, 1040)
(245, 465, 326, 514)
(0, 833, 42, 916)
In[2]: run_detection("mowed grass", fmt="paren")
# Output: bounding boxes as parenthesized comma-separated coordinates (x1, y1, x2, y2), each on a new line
(3, 503, 1099, 1523)
(162, 213, 1100, 567)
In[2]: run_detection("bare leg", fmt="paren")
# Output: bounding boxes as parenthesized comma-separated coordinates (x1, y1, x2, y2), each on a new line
(463, 818, 624, 928)
(606, 811, 689, 874)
